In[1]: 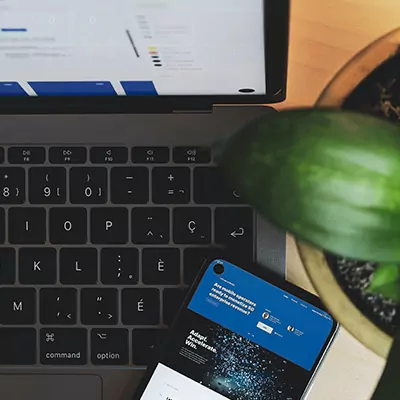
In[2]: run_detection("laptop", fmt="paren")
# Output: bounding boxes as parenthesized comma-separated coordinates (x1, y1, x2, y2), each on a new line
(0, 0, 289, 399)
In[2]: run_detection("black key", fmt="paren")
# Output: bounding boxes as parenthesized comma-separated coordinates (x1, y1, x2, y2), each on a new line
(49, 147, 87, 164)
(91, 147, 128, 164)
(70, 167, 107, 204)
(101, 248, 139, 285)
(131, 207, 169, 244)
(0, 208, 4, 243)
(9, 208, 46, 244)
(60, 248, 98, 285)
(40, 289, 77, 325)
(122, 289, 160, 325)
(183, 247, 225, 285)
(132, 147, 169, 163)
(8, 147, 45, 164)
(163, 288, 188, 326)
(0, 248, 16, 284)
(194, 167, 245, 204)
(215, 207, 254, 254)
(19, 248, 57, 285)
(0, 167, 25, 204)
(132, 329, 164, 365)
(173, 146, 211, 164)
(173, 207, 211, 244)
(91, 329, 129, 365)
(90, 208, 128, 244)
(0, 147, 4, 164)
(40, 289, 76, 325)
(50, 207, 87, 244)
(0, 328, 36, 365)
(81, 289, 118, 325)
(110, 167, 149, 204)
(40, 328, 87, 365)
(142, 248, 180, 285)
(152, 167, 190, 204)
(0, 288, 36, 325)
(29, 167, 66, 204)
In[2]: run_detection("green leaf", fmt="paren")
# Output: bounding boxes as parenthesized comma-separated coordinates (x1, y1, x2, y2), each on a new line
(367, 263, 400, 302)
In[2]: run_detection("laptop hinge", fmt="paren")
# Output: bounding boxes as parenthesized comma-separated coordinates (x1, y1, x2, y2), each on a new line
(172, 107, 213, 114)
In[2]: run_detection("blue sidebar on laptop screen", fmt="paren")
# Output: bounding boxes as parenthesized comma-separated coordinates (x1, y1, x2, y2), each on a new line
(139, 259, 335, 400)
(0, 0, 267, 96)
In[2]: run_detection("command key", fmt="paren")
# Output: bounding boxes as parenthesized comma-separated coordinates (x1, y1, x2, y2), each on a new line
(40, 328, 87, 365)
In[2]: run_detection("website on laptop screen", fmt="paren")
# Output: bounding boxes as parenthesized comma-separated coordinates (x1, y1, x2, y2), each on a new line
(0, 0, 266, 96)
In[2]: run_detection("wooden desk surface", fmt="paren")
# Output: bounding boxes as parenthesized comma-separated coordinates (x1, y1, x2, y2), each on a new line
(276, 1, 400, 398)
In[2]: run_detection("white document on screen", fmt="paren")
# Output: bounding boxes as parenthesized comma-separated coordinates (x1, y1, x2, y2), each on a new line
(140, 363, 228, 400)
(0, 0, 266, 95)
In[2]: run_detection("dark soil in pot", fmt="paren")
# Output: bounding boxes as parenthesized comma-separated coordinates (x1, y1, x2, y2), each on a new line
(324, 50, 400, 337)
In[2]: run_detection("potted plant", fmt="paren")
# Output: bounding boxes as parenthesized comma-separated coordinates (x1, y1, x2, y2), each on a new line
(307, 27, 400, 362)
(217, 108, 400, 399)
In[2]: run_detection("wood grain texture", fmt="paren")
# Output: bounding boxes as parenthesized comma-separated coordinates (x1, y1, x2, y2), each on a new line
(277, 1, 400, 398)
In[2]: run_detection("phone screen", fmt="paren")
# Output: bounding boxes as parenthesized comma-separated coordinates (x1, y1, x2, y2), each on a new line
(137, 259, 337, 400)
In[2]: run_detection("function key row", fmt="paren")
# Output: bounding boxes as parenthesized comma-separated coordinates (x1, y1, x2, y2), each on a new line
(0, 146, 212, 164)
(0, 166, 244, 205)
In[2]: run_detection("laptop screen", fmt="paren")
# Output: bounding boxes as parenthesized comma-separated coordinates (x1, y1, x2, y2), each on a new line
(0, 0, 266, 97)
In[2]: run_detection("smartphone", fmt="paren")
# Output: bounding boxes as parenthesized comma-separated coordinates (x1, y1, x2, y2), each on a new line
(133, 258, 339, 400)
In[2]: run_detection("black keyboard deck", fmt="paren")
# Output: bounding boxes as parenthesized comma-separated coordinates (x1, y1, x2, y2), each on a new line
(0, 145, 254, 367)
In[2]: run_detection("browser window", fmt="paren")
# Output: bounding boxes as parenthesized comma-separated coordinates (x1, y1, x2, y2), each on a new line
(0, 0, 266, 96)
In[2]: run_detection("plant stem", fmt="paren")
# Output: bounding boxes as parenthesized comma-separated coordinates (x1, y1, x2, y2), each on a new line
(371, 327, 400, 399)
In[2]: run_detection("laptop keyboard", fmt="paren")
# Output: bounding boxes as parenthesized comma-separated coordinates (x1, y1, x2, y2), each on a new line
(0, 146, 255, 367)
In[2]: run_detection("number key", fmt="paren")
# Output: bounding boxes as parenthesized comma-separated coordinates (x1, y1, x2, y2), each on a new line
(70, 167, 107, 204)
(0, 168, 25, 204)
(29, 167, 66, 204)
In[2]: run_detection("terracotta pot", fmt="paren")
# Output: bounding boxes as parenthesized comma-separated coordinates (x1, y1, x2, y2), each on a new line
(298, 27, 400, 359)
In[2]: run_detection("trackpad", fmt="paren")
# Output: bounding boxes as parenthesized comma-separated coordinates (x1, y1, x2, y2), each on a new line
(0, 375, 102, 400)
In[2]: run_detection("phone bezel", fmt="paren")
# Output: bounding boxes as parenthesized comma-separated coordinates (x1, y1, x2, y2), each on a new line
(132, 257, 339, 400)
